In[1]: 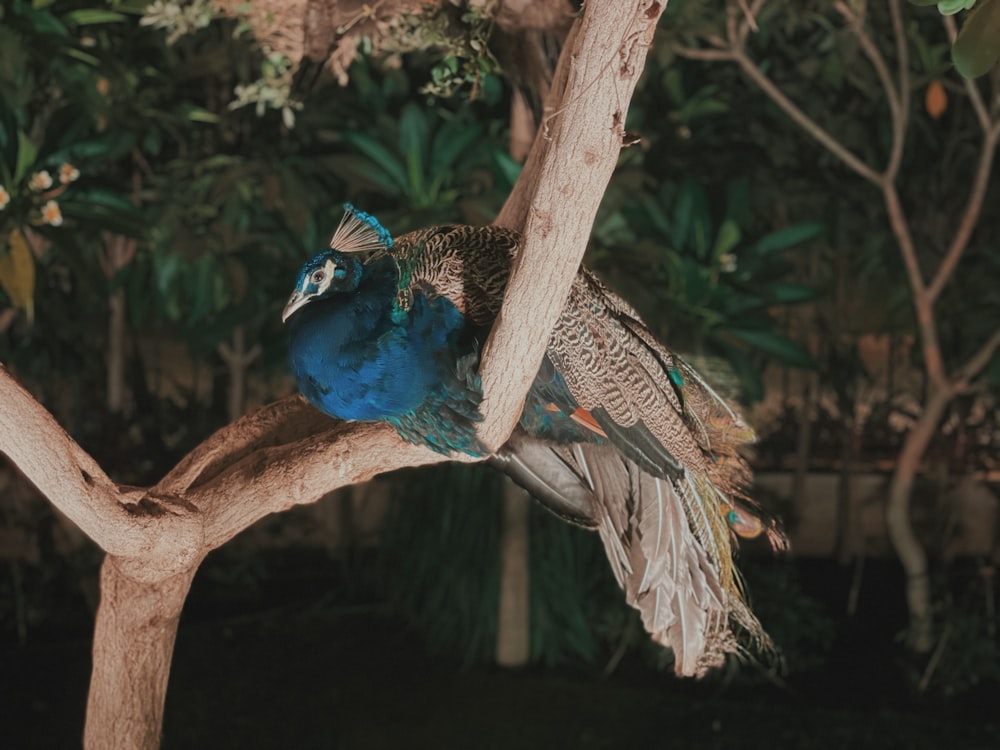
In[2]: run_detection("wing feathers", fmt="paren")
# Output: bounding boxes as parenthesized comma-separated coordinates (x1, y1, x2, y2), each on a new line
(493, 437, 771, 677)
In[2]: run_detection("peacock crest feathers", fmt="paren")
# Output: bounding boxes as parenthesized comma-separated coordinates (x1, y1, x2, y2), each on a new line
(328, 203, 394, 255)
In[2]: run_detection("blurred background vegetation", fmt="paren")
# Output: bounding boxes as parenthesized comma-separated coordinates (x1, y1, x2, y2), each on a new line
(1, 1, 999, 746)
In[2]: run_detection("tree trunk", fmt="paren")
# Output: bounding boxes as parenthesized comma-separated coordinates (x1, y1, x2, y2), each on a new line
(886, 385, 952, 652)
(107, 287, 127, 414)
(496, 481, 531, 667)
(84, 557, 199, 749)
(218, 326, 261, 422)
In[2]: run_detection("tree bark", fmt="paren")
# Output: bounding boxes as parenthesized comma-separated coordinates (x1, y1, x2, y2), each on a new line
(84, 559, 198, 749)
(483, 0, 666, 450)
(887, 385, 953, 649)
(218, 325, 262, 422)
(496, 481, 531, 666)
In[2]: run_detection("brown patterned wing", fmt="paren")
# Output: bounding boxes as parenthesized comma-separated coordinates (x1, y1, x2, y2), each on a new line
(389, 225, 518, 327)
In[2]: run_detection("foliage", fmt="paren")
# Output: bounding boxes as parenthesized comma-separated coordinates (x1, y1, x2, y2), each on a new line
(317, 58, 511, 229)
(739, 559, 836, 673)
(910, 0, 1000, 77)
(380, 463, 651, 669)
(0, 0, 145, 319)
(594, 174, 820, 401)
(395, 1, 503, 98)
(378, 464, 503, 665)
(902, 565, 1000, 696)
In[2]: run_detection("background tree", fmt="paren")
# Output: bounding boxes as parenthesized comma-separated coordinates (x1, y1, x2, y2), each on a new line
(669, 0, 1000, 652)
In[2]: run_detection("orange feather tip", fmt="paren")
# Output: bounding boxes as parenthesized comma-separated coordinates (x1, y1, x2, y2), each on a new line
(542, 403, 609, 438)
(568, 407, 608, 438)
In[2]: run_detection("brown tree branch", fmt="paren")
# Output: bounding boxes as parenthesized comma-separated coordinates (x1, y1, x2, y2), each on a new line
(0, 365, 180, 560)
(926, 126, 1000, 304)
(482, 0, 666, 451)
(955, 329, 1000, 390)
(835, 0, 907, 180)
(721, 41, 883, 184)
(942, 14, 992, 130)
(673, 45, 736, 62)
(881, 184, 942, 385)
(888, 0, 909, 178)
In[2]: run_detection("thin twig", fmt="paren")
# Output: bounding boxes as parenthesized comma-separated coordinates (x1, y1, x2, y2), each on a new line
(918, 622, 951, 693)
(729, 49, 883, 184)
(673, 46, 736, 62)
(942, 15, 991, 130)
(881, 182, 947, 384)
(955, 329, 1000, 390)
(926, 126, 1000, 303)
(888, 0, 909, 175)
(836, 1, 903, 180)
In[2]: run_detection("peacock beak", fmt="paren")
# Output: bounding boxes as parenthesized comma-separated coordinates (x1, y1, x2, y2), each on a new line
(282, 291, 308, 323)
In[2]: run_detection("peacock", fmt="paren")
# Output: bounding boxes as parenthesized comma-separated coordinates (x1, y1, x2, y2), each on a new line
(283, 205, 786, 676)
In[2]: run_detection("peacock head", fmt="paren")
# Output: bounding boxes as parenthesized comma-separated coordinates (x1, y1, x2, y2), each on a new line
(282, 250, 363, 323)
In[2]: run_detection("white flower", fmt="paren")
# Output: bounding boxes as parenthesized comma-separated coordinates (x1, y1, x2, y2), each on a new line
(228, 49, 302, 128)
(41, 200, 63, 227)
(140, 0, 213, 45)
(29, 171, 53, 191)
(59, 163, 80, 185)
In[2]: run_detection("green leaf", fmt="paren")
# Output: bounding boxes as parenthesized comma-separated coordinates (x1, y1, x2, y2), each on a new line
(62, 9, 127, 25)
(65, 187, 137, 211)
(723, 327, 815, 367)
(64, 48, 101, 66)
(46, 132, 137, 165)
(399, 102, 430, 163)
(342, 131, 407, 193)
(184, 107, 220, 124)
(14, 131, 37, 184)
(430, 122, 481, 175)
(937, 0, 976, 15)
(398, 103, 428, 178)
(766, 282, 816, 304)
(20, 4, 68, 36)
(953, 0, 1000, 77)
(490, 150, 522, 190)
(712, 219, 741, 259)
(750, 222, 824, 255)
(324, 153, 403, 196)
(672, 178, 711, 255)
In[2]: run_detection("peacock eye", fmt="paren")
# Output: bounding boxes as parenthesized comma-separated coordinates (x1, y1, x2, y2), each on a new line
(311, 270, 326, 285)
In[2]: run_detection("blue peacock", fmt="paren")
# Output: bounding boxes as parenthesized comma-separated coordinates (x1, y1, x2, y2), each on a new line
(283, 205, 786, 676)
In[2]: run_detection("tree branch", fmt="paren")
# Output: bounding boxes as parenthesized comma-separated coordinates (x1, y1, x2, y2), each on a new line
(673, 45, 736, 62)
(926, 126, 1000, 304)
(835, 0, 906, 180)
(482, 0, 667, 451)
(955, 329, 1000, 390)
(888, 0, 909, 179)
(0, 365, 180, 560)
(0, 363, 466, 580)
(942, 14, 992, 130)
(724, 45, 883, 184)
